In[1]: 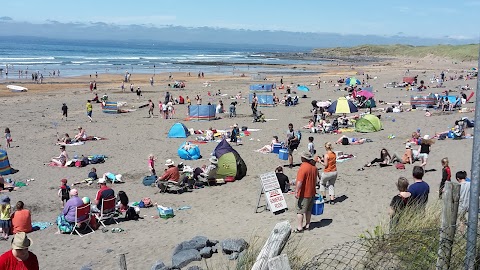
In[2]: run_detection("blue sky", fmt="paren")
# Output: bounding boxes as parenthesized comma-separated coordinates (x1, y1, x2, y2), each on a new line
(2, 0, 479, 39)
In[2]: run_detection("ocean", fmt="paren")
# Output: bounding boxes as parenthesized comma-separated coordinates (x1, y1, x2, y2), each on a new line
(0, 37, 321, 78)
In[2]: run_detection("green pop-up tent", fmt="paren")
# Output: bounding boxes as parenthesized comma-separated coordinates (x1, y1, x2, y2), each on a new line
(355, 114, 382, 133)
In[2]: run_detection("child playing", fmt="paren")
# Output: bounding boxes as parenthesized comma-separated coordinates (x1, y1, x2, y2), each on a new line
(57, 179, 71, 207)
(148, 154, 156, 176)
(5, 128, 12, 148)
(308, 136, 316, 155)
(439, 157, 451, 199)
(88, 167, 98, 180)
(0, 195, 11, 240)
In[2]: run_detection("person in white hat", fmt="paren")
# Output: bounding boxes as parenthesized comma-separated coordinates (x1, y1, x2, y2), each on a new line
(91, 177, 115, 212)
(157, 159, 180, 184)
(0, 232, 38, 269)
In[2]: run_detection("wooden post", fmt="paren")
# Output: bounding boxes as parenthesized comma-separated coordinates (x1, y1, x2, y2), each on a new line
(436, 181, 460, 270)
(251, 220, 291, 270)
(267, 254, 291, 270)
(118, 253, 127, 270)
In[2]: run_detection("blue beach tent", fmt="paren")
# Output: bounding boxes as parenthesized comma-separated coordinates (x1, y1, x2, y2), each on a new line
(168, 123, 190, 138)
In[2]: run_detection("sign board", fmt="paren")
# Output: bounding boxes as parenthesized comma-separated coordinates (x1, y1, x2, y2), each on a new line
(259, 172, 288, 213)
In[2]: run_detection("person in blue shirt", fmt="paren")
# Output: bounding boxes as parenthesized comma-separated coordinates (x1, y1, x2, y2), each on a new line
(407, 166, 430, 208)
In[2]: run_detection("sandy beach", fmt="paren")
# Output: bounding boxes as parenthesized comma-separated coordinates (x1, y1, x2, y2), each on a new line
(0, 56, 477, 269)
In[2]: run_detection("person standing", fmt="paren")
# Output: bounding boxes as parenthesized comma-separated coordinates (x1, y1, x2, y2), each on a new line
(61, 103, 68, 121)
(286, 123, 299, 169)
(0, 232, 39, 269)
(439, 157, 451, 199)
(293, 152, 318, 233)
(318, 142, 337, 204)
(86, 100, 93, 122)
(148, 99, 155, 117)
(251, 93, 258, 116)
(407, 166, 429, 209)
(389, 177, 411, 231)
(275, 166, 289, 193)
(457, 170, 470, 224)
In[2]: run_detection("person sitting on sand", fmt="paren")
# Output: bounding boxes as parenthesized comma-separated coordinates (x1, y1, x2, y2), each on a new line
(51, 145, 68, 167)
(205, 128, 215, 141)
(193, 156, 219, 185)
(116, 191, 129, 212)
(365, 148, 392, 167)
(303, 119, 315, 130)
(424, 110, 431, 117)
(11, 201, 32, 234)
(256, 136, 280, 154)
(335, 135, 367, 145)
(0, 177, 18, 193)
(88, 167, 98, 181)
(57, 133, 72, 144)
(73, 127, 86, 142)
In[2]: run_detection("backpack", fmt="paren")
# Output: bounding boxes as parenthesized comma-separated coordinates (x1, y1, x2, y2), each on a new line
(125, 207, 139, 221)
(143, 175, 157, 186)
(296, 130, 302, 142)
(90, 156, 105, 164)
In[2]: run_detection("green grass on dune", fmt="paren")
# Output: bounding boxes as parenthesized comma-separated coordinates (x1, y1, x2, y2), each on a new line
(312, 44, 479, 61)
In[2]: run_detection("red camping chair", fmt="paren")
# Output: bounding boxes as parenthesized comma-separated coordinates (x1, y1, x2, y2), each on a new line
(95, 197, 118, 228)
(71, 204, 95, 237)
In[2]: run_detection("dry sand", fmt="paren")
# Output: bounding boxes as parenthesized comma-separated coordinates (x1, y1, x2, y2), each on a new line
(0, 57, 477, 269)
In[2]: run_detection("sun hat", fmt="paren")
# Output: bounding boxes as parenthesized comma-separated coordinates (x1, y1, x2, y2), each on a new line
(165, 159, 175, 166)
(0, 195, 10, 205)
(405, 142, 412, 149)
(82, 197, 90, 204)
(209, 156, 219, 164)
(97, 178, 106, 184)
(423, 135, 430, 140)
(11, 232, 32, 250)
(69, 189, 78, 196)
(300, 151, 314, 161)
(61, 178, 67, 184)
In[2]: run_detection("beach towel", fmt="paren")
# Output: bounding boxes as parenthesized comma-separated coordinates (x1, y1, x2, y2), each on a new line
(48, 162, 67, 168)
(336, 154, 355, 163)
(32, 222, 53, 231)
(56, 141, 85, 146)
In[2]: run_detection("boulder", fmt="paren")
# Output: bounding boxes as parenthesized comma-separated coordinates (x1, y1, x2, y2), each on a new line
(191, 236, 209, 249)
(227, 252, 239, 260)
(221, 238, 249, 254)
(199, 247, 213, 259)
(151, 260, 167, 270)
(187, 266, 204, 270)
(172, 249, 201, 269)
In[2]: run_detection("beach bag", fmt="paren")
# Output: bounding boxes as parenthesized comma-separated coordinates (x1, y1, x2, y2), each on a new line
(396, 163, 405, 170)
(56, 214, 73, 233)
(75, 160, 84, 168)
(125, 207, 139, 221)
(157, 206, 174, 219)
(143, 175, 157, 186)
(90, 156, 105, 164)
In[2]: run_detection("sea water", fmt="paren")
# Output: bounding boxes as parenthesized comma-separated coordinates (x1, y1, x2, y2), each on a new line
(0, 37, 322, 78)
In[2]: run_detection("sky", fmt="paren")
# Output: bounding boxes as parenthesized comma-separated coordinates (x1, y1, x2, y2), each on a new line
(1, 0, 479, 40)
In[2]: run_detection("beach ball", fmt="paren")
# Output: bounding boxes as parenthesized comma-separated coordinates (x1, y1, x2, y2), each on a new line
(82, 197, 90, 204)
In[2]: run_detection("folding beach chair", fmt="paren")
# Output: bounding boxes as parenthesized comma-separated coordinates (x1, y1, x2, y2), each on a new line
(95, 197, 118, 227)
(71, 204, 95, 237)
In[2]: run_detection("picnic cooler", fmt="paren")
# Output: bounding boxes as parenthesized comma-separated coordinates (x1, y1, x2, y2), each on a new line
(278, 149, 288, 160)
(272, 143, 283, 154)
(157, 206, 174, 219)
(311, 195, 324, 216)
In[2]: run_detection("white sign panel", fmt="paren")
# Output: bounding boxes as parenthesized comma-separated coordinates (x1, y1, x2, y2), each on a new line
(260, 172, 288, 213)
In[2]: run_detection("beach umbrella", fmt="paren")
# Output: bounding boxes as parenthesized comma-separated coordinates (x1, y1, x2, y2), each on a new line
(327, 97, 358, 114)
(297, 85, 310, 92)
(356, 90, 374, 99)
(316, 101, 331, 108)
(345, 77, 361, 86)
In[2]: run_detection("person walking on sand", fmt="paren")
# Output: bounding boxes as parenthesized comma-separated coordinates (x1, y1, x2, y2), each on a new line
(61, 103, 68, 121)
(4, 128, 12, 148)
(286, 123, 299, 169)
(86, 100, 93, 122)
(148, 99, 155, 117)
(293, 152, 318, 233)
